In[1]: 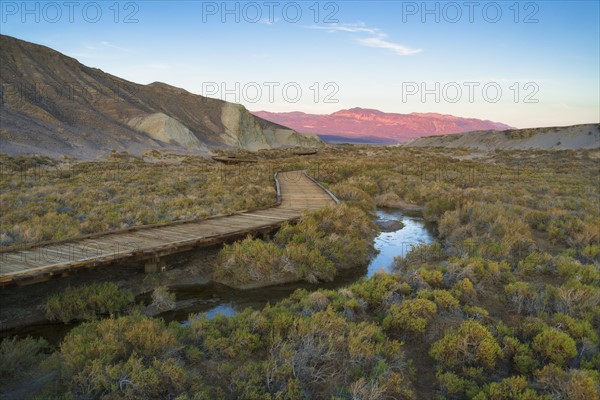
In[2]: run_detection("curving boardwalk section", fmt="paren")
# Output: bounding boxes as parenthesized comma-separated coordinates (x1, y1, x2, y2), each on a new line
(0, 171, 338, 287)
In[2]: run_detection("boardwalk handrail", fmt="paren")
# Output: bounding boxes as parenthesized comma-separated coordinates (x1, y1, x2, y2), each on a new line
(274, 172, 282, 204)
(303, 171, 340, 204)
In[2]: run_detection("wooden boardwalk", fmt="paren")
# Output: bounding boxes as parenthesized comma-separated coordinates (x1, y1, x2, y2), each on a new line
(0, 171, 339, 287)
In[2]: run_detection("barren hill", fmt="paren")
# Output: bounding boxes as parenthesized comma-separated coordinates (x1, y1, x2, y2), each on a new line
(0, 35, 321, 159)
(403, 124, 600, 150)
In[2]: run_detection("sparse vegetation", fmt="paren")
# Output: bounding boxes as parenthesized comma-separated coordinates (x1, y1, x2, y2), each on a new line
(214, 203, 376, 286)
(150, 286, 176, 312)
(0, 336, 48, 387)
(45, 282, 134, 323)
(2, 146, 600, 399)
(0, 155, 276, 247)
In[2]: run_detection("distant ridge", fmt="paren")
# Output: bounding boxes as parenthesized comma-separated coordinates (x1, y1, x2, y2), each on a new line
(403, 124, 600, 150)
(253, 108, 512, 143)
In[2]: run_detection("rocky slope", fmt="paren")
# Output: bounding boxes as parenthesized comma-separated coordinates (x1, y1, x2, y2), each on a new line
(403, 124, 600, 150)
(253, 108, 512, 142)
(0, 35, 321, 159)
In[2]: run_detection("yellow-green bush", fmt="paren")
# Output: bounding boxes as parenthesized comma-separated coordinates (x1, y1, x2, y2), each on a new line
(45, 282, 134, 323)
(383, 298, 437, 334)
(430, 320, 503, 372)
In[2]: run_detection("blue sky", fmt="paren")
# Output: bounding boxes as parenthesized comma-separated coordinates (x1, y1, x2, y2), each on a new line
(2, 0, 598, 128)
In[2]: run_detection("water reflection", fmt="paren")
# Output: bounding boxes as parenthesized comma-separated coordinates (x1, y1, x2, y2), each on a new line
(367, 208, 436, 276)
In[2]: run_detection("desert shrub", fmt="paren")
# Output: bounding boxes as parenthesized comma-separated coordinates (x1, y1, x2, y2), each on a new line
(266, 308, 414, 399)
(395, 242, 445, 268)
(414, 267, 444, 288)
(553, 281, 600, 320)
(329, 183, 376, 214)
(452, 278, 477, 301)
(215, 204, 374, 286)
(349, 272, 409, 309)
(445, 257, 511, 288)
(438, 202, 535, 260)
(383, 298, 437, 334)
(504, 281, 540, 315)
(0, 158, 277, 246)
(423, 196, 456, 222)
(485, 375, 547, 400)
(430, 320, 503, 372)
(45, 282, 134, 323)
(532, 328, 577, 366)
(0, 336, 48, 386)
(285, 242, 336, 283)
(151, 286, 176, 312)
(551, 313, 598, 345)
(555, 256, 600, 285)
(276, 203, 377, 269)
(503, 336, 539, 375)
(436, 371, 475, 397)
(517, 251, 554, 275)
(464, 305, 490, 319)
(215, 238, 284, 285)
(59, 314, 182, 398)
(417, 289, 460, 311)
(535, 364, 599, 400)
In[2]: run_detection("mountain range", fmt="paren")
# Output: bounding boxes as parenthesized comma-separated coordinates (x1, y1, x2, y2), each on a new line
(0, 35, 321, 159)
(252, 109, 512, 143)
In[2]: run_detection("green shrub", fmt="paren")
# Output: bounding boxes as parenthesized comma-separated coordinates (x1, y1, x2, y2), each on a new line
(535, 364, 599, 399)
(151, 286, 176, 312)
(0, 336, 48, 385)
(423, 196, 456, 222)
(284, 242, 336, 283)
(383, 298, 437, 334)
(215, 237, 284, 285)
(59, 315, 183, 399)
(330, 183, 376, 214)
(45, 282, 134, 323)
(215, 204, 376, 286)
(276, 203, 377, 269)
(415, 288, 455, 309)
(430, 320, 503, 372)
(486, 375, 547, 400)
(532, 328, 577, 366)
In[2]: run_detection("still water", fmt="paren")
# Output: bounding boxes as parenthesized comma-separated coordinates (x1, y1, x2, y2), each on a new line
(367, 208, 436, 277)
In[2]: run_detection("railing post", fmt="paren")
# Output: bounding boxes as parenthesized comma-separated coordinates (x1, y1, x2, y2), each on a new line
(144, 255, 166, 273)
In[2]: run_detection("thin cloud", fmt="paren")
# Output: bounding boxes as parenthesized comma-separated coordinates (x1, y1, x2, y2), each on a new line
(82, 41, 132, 53)
(304, 22, 422, 56)
(99, 41, 132, 52)
(357, 36, 422, 56)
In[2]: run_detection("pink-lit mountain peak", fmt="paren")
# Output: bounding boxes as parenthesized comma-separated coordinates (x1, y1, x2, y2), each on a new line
(252, 108, 512, 142)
